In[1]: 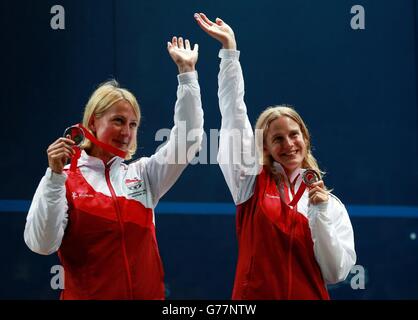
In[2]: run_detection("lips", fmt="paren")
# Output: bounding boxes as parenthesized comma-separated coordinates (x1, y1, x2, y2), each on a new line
(282, 150, 298, 157)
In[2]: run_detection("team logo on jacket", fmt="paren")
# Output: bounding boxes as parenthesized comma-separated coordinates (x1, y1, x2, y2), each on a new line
(125, 178, 143, 191)
(71, 192, 94, 199)
(125, 178, 146, 198)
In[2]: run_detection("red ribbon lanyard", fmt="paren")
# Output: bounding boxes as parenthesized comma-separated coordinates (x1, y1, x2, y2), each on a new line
(77, 124, 127, 158)
(287, 182, 307, 207)
(287, 169, 320, 207)
(69, 123, 127, 171)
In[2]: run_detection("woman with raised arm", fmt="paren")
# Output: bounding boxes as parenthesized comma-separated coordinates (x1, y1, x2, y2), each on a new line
(195, 13, 356, 299)
(24, 36, 203, 299)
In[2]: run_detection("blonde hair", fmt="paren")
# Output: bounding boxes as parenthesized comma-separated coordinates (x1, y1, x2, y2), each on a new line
(255, 105, 323, 180)
(80, 80, 141, 160)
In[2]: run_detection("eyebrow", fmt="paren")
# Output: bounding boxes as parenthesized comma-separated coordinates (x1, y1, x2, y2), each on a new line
(271, 134, 283, 140)
(112, 115, 138, 123)
(271, 129, 299, 138)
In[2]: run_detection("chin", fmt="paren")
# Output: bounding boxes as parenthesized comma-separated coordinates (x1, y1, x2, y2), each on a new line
(113, 145, 128, 151)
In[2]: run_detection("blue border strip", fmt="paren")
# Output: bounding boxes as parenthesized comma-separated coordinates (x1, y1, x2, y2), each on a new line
(0, 200, 32, 213)
(160, 203, 418, 218)
(347, 205, 418, 218)
(156, 202, 236, 215)
(1, 200, 418, 217)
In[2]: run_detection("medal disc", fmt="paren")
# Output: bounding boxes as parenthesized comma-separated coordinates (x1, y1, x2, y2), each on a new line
(302, 169, 320, 186)
(63, 126, 85, 147)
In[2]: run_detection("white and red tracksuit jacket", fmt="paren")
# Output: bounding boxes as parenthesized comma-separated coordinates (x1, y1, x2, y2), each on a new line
(24, 71, 204, 299)
(216, 49, 356, 299)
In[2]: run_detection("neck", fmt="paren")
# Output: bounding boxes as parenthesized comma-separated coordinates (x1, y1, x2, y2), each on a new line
(275, 164, 301, 185)
(284, 167, 296, 178)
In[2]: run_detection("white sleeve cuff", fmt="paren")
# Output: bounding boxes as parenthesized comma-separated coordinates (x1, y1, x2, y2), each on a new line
(218, 49, 240, 60)
(45, 167, 67, 185)
(177, 71, 198, 84)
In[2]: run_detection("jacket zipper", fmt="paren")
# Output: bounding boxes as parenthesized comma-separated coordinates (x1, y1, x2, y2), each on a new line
(287, 181, 296, 299)
(105, 164, 134, 299)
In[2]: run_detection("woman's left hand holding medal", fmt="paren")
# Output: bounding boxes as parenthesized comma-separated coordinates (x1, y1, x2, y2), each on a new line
(308, 180, 329, 205)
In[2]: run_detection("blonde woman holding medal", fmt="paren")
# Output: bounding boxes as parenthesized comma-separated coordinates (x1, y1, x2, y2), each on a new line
(24, 36, 203, 299)
(195, 13, 356, 299)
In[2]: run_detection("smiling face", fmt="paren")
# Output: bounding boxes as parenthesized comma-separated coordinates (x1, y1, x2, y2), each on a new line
(81, 80, 141, 161)
(264, 116, 307, 176)
(89, 100, 138, 163)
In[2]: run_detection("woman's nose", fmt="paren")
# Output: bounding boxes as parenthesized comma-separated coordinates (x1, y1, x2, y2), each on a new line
(283, 136, 293, 148)
(120, 124, 130, 135)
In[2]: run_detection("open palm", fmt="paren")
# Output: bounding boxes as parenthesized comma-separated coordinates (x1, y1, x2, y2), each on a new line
(194, 13, 236, 50)
(167, 36, 198, 74)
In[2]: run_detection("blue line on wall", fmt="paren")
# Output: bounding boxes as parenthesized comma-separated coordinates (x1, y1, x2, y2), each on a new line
(0, 200, 32, 213)
(1, 200, 418, 217)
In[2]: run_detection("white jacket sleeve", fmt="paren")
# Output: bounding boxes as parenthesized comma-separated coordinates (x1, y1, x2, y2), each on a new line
(217, 49, 260, 205)
(24, 168, 69, 255)
(142, 71, 204, 208)
(308, 195, 357, 284)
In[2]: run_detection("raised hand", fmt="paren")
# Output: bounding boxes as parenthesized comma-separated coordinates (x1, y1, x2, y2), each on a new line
(194, 13, 236, 50)
(47, 137, 75, 174)
(167, 36, 198, 74)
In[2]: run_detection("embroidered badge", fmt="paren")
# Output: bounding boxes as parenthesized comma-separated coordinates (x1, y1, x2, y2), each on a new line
(125, 178, 146, 197)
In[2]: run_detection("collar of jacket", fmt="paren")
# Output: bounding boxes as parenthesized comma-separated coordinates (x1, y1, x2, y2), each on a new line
(64, 150, 124, 171)
(272, 162, 306, 189)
